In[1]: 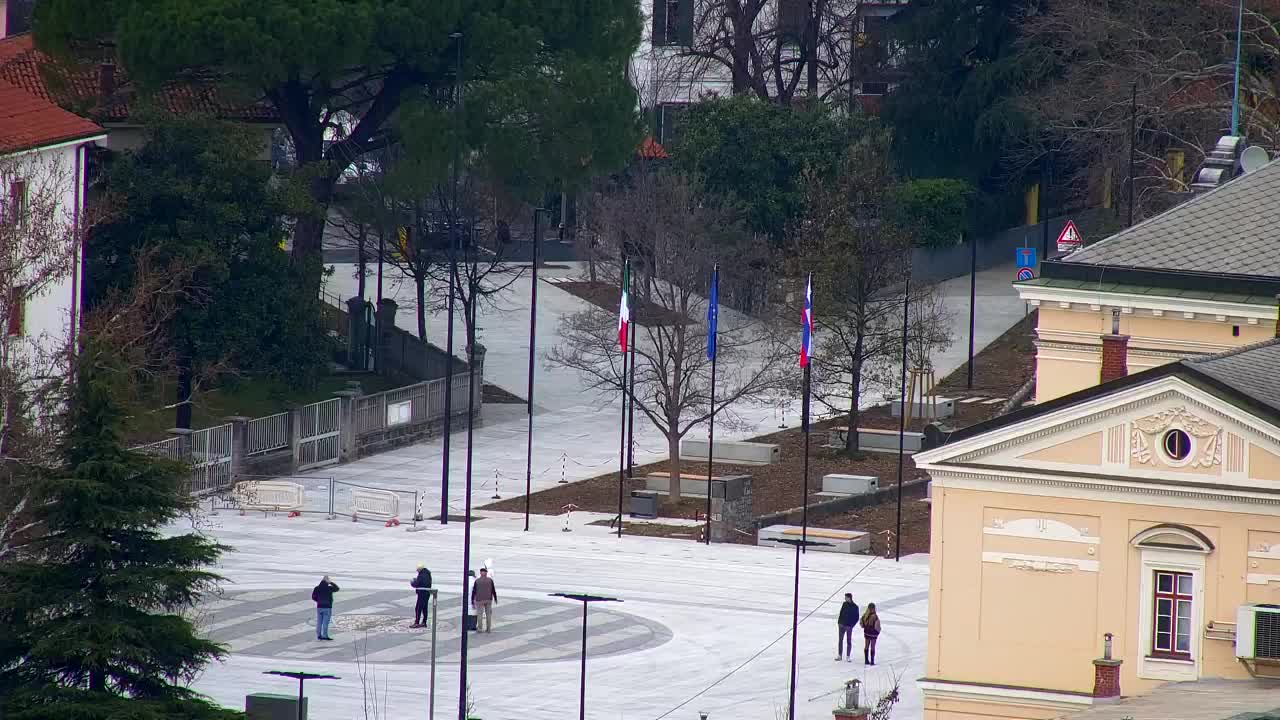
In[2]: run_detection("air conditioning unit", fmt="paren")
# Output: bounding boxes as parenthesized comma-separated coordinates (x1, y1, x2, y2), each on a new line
(1235, 604, 1280, 659)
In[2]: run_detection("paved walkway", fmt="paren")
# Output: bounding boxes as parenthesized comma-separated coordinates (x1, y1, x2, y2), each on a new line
(317, 261, 1028, 516)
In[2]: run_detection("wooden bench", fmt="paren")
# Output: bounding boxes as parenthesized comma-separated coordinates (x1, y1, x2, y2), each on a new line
(232, 480, 305, 513)
(758, 524, 870, 554)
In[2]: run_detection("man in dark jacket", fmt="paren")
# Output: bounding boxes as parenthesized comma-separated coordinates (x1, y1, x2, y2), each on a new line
(411, 564, 433, 628)
(836, 593, 860, 662)
(311, 575, 339, 641)
(470, 567, 497, 632)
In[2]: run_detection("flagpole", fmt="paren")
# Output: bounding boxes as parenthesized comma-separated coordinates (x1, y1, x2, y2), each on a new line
(705, 264, 718, 546)
(801, 274, 812, 554)
(524, 208, 544, 532)
(627, 267, 637, 478)
(895, 273, 910, 562)
(617, 258, 630, 539)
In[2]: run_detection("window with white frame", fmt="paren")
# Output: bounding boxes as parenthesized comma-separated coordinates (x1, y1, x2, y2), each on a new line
(1151, 570, 1193, 658)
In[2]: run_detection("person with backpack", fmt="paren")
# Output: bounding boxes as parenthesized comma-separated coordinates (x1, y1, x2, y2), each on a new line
(311, 575, 340, 641)
(836, 593, 860, 662)
(411, 564, 433, 628)
(862, 603, 881, 665)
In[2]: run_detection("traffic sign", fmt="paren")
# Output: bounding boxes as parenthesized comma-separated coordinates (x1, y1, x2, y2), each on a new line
(1016, 267, 1034, 281)
(1015, 246, 1037, 268)
(1056, 220, 1082, 253)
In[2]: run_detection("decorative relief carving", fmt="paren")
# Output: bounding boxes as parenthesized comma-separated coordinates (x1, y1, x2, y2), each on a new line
(1005, 558, 1075, 573)
(984, 517, 1099, 544)
(1130, 406, 1222, 467)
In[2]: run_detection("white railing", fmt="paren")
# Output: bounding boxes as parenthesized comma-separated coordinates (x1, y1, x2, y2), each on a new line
(247, 412, 290, 456)
(190, 423, 233, 495)
(354, 371, 473, 435)
(134, 435, 185, 461)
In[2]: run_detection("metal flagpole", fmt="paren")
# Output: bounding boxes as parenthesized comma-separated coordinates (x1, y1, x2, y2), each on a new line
(442, 32, 464, 526)
(616, 258, 630, 539)
(524, 208, 544, 532)
(458, 252, 478, 720)
(800, 274, 813, 553)
(627, 268, 637, 478)
(429, 589, 438, 719)
(1128, 81, 1137, 228)
(705, 264, 718, 545)
(966, 232, 976, 390)
(787, 539, 802, 720)
(895, 273, 911, 562)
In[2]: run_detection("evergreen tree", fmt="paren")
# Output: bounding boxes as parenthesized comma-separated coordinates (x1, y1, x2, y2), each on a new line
(0, 344, 237, 720)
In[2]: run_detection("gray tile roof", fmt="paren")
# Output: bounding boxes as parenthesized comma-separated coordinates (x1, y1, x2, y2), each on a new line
(1185, 337, 1280, 412)
(1066, 157, 1280, 276)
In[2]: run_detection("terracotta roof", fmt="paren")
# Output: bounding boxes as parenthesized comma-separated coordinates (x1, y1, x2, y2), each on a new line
(637, 136, 668, 159)
(0, 78, 104, 153)
(0, 34, 278, 124)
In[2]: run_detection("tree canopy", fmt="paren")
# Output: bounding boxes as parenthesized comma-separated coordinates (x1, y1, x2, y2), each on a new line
(84, 117, 331, 426)
(672, 95, 859, 243)
(36, 0, 644, 286)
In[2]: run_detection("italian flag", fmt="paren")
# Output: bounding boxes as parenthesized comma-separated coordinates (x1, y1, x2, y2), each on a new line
(618, 260, 631, 352)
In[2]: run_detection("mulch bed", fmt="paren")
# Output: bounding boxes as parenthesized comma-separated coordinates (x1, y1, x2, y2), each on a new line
(554, 281, 689, 326)
(585, 519, 703, 539)
(494, 310, 1039, 550)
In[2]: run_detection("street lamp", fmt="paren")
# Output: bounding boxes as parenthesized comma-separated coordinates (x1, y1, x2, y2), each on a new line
(525, 207, 553, 532)
(263, 670, 340, 720)
(549, 592, 622, 720)
(773, 537, 833, 720)
(442, 30, 464, 526)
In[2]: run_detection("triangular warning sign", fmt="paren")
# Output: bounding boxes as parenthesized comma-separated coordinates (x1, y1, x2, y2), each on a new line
(1056, 220, 1082, 252)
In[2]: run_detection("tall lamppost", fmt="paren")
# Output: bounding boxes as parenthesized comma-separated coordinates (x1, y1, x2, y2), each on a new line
(549, 592, 622, 720)
(525, 207, 552, 531)
(441, 31, 463, 525)
(773, 537, 832, 720)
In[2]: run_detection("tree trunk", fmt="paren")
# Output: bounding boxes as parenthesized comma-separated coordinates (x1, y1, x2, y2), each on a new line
(667, 432, 683, 502)
(356, 226, 368, 301)
(845, 356, 863, 454)
(290, 170, 336, 291)
(174, 349, 194, 430)
(415, 275, 427, 341)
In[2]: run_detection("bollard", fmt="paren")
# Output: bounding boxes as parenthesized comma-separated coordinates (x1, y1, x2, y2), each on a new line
(558, 452, 568, 484)
(492, 471, 501, 500)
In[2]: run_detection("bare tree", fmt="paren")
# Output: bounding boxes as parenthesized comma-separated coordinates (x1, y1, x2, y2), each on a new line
(552, 170, 786, 501)
(784, 134, 953, 453)
(1011, 0, 1280, 216)
(637, 0, 877, 108)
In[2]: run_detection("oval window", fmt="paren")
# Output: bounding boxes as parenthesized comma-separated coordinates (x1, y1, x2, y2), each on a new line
(1162, 429, 1192, 462)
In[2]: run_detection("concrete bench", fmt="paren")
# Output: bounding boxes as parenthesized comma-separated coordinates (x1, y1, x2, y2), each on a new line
(758, 525, 870, 554)
(888, 396, 955, 419)
(822, 474, 878, 496)
(643, 473, 713, 497)
(351, 488, 400, 520)
(824, 427, 924, 454)
(232, 480, 304, 512)
(680, 439, 780, 465)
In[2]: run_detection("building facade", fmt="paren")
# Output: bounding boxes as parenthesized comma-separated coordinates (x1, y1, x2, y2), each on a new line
(915, 339, 1280, 719)
(1017, 142, 1280, 404)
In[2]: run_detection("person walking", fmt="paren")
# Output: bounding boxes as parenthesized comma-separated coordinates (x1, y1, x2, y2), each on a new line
(411, 564, 433, 628)
(836, 593, 860, 662)
(471, 566, 497, 633)
(862, 603, 881, 665)
(312, 575, 340, 641)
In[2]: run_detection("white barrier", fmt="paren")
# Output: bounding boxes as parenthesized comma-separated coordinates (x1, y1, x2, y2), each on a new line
(232, 480, 304, 512)
(351, 488, 400, 520)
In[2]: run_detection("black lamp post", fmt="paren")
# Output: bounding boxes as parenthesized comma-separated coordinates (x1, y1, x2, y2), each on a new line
(441, 30, 464, 526)
(525, 207, 552, 532)
(263, 670, 340, 720)
(773, 537, 832, 720)
(549, 592, 622, 720)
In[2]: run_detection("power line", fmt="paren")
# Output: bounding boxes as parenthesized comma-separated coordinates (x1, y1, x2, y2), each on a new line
(651, 556, 879, 720)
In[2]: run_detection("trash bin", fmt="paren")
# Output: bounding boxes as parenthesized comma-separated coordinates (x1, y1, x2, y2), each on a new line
(630, 490, 658, 519)
(246, 693, 305, 720)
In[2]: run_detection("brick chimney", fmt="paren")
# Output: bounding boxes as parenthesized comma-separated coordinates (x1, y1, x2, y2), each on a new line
(1274, 294, 1280, 338)
(1100, 310, 1128, 384)
(1092, 633, 1122, 701)
(98, 62, 116, 101)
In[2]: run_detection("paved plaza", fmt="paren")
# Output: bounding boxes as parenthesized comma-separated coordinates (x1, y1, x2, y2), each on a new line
(192, 510, 930, 720)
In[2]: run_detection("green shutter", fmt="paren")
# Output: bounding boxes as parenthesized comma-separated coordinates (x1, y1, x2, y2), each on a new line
(652, 0, 668, 45)
(677, 0, 695, 46)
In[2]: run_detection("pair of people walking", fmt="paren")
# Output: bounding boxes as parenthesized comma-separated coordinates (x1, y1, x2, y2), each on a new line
(836, 593, 881, 665)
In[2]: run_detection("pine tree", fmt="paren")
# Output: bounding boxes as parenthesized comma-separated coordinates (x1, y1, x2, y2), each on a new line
(0, 344, 239, 720)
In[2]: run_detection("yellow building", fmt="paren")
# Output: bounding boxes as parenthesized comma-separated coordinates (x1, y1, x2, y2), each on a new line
(1016, 144, 1280, 404)
(914, 338, 1280, 719)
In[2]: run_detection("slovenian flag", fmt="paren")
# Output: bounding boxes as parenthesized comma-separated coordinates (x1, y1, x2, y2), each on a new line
(800, 273, 813, 368)
(618, 260, 631, 352)
(707, 265, 718, 361)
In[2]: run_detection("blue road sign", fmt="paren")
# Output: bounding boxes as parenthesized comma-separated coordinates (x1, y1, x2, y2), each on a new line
(1017, 267, 1035, 281)
(1016, 247, 1037, 268)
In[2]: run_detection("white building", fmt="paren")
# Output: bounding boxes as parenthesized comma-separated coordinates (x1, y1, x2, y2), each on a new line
(0, 78, 105, 372)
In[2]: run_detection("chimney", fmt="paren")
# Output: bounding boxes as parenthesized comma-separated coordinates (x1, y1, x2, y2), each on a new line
(1100, 310, 1129, 384)
(1189, 135, 1244, 193)
(1274, 294, 1280, 339)
(98, 62, 116, 100)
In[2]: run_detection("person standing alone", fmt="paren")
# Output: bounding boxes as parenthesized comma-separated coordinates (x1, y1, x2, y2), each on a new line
(411, 564, 433, 628)
(836, 593, 860, 662)
(471, 567, 497, 633)
(312, 575, 340, 641)
(862, 603, 881, 665)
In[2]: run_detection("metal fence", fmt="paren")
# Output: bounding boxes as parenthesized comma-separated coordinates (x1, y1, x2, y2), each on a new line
(297, 397, 342, 470)
(355, 371, 472, 435)
(135, 435, 185, 462)
(190, 424, 233, 495)
(247, 412, 291, 456)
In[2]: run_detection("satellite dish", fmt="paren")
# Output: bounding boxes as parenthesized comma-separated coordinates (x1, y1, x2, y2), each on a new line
(1241, 145, 1270, 173)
